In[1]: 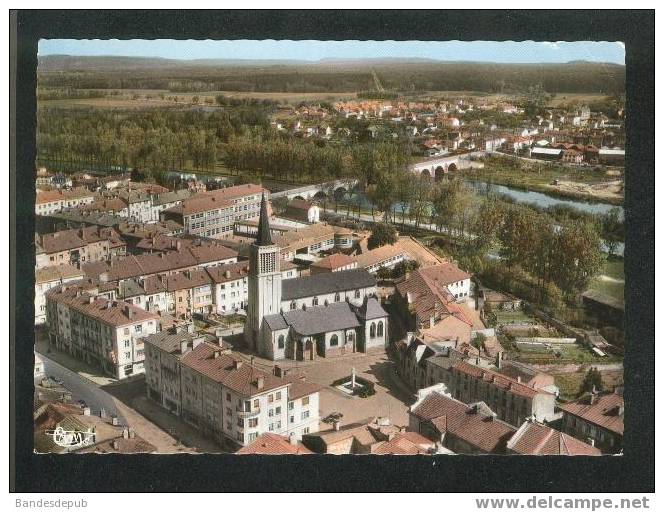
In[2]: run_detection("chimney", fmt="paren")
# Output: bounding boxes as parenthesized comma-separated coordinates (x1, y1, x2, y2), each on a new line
(496, 351, 502, 369)
(124, 304, 133, 319)
(180, 340, 190, 354)
(516, 376, 522, 383)
(129, 430, 136, 439)
(333, 419, 341, 431)
(111, 439, 119, 450)
(289, 432, 298, 445)
(225, 270, 231, 279)
(588, 438, 595, 447)
(88, 296, 94, 304)
(176, 240, 181, 251)
(429, 315, 435, 329)
(256, 377, 264, 390)
(122, 428, 129, 439)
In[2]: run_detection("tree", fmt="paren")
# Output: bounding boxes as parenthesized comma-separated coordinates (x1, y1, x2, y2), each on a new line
(601, 207, 623, 258)
(581, 367, 604, 395)
(551, 219, 604, 297)
(368, 223, 397, 250)
(472, 332, 486, 351)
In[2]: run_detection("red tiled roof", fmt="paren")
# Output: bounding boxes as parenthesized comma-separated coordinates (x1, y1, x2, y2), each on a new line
(560, 393, 624, 436)
(236, 433, 313, 455)
(508, 421, 601, 456)
(36, 187, 94, 205)
(452, 361, 552, 400)
(46, 285, 158, 327)
(395, 264, 472, 327)
(411, 392, 516, 454)
(310, 253, 357, 270)
(180, 343, 287, 397)
(371, 432, 435, 455)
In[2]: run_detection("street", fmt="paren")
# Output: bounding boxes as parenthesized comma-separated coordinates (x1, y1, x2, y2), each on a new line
(38, 352, 127, 423)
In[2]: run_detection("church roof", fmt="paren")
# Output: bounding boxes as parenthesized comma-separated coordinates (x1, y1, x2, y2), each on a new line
(282, 302, 361, 336)
(355, 297, 388, 320)
(263, 314, 289, 331)
(281, 268, 376, 301)
(255, 193, 273, 246)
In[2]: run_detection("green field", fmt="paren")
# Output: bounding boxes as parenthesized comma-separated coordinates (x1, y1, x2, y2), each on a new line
(587, 257, 624, 303)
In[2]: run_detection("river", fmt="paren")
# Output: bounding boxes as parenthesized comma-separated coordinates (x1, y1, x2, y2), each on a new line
(464, 180, 624, 219)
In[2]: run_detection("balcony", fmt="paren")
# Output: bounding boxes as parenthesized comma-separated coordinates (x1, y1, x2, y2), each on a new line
(235, 407, 260, 419)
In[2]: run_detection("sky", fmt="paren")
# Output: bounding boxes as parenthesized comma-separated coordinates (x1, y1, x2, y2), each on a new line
(38, 39, 625, 65)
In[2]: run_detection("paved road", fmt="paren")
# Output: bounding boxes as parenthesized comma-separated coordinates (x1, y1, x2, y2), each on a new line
(38, 352, 127, 424)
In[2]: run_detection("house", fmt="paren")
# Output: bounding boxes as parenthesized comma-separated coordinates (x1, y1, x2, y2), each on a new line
(34, 401, 156, 454)
(530, 147, 563, 161)
(236, 433, 313, 455)
(408, 387, 516, 454)
(355, 243, 410, 274)
(34, 264, 85, 324)
(506, 420, 600, 455)
(302, 417, 405, 454)
(281, 199, 321, 224)
(45, 284, 159, 379)
(35, 226, 127, 270)
(309, 253, 358, 274)
(35, 188, 96, 215)
(559, 390, 624, 453)
(393, 264, 473, 344)
(206, 261, 250, 315)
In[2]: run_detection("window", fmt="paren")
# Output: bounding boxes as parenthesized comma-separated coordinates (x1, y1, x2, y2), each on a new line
(301, 410, 310, 420)
(248, 418, 258, 428)
(290, 301, 297, 310)
(355, 290, 361, 299)
(275, 406, 281, 414)
(290, 415, 295, 423)
(124, 340, 130, 348)
(302, 396, 310, 406)
(288, 401, 294, 411)
(276, 391, 282, 401)
(330, 334, 339, 347)
(226, 392, 231, 401)
(268, 409, 274, 417)
(268, 394, 274, 403)
(248, 432, 258, 442)
(303, 427, 310, 435)
(278, 335, 285, 349)
(253, 399, 259, 408)
(377, 321, 384, 338)
(334, 292, 340, 302)
(312, 296, 319, 306)
(370, 323, 376, 339)
(123, 328, 130, 336)
(269, 423, 274, 432)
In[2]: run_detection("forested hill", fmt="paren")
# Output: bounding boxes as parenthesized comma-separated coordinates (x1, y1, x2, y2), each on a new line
(38, 55, 625, 94)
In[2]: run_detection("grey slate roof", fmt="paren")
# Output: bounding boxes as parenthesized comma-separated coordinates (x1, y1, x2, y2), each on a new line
(281, 268, 376, 301)
(256, 193, 273, 246)
(263, 314, 289, 331)
(355, 297, 388, 320)
(282, 302, 360, 336)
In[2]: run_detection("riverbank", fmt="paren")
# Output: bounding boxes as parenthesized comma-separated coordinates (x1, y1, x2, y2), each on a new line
(461, 157, 625, 206)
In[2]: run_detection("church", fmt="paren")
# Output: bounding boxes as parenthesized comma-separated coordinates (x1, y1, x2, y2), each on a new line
(245, 194, 389, 361)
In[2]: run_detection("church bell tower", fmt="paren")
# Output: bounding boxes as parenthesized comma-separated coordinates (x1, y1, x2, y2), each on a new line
(245, 192, 282, 353)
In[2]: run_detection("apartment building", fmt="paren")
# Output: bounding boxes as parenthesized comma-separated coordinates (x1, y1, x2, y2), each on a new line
(449, 360, 557, 427)
(161, 184, 266, 239)
(559, 391, 624, 454)
(45, 284, 159, 379)
(35, 264, 85, 325)
(409, 387, 517, 454)
(35, 226, 127, 269)
(206, 261, 250, 314)
(144, 340, 320, 448)
(35, 188, 96, 215)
